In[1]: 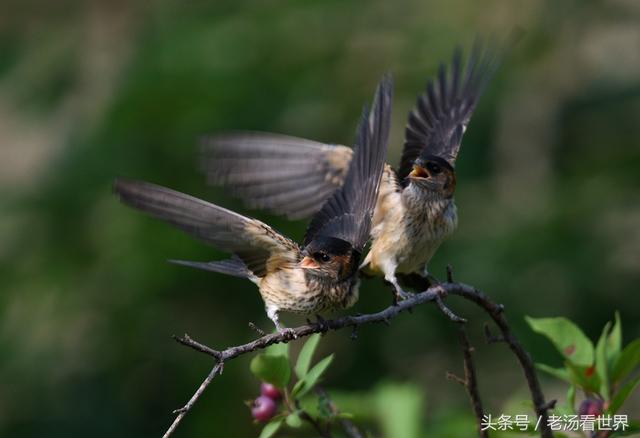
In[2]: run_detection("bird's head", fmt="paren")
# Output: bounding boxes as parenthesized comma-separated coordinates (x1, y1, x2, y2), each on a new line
(300, 236, 360, 281)
(407, 155, 456, 198)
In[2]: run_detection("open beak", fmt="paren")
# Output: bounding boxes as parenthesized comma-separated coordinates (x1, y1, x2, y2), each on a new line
(409, 164, 429, 179)
(299, 256, 320, 269)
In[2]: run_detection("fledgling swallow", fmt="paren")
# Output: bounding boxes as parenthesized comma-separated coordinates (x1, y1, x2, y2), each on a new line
(113, 75, 392, 333)
(199, 44, 498, 300)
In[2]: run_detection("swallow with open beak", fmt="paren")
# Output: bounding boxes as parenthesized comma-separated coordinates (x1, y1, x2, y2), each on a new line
(199, 44, 498, 300)
(113, 75, 392, 333)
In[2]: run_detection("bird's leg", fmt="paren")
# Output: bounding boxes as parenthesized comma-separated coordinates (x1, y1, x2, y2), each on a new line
(384, 271, 414, 302)
(378, 260, 413, 302)
(266, 305, 297, 339)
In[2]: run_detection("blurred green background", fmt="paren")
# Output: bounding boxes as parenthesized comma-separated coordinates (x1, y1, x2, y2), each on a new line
(1, 0, 639, 436)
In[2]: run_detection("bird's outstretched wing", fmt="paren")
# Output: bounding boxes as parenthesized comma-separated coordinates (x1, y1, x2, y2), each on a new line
(113, 179, 299, 277)
(304, 74, 393, 251)
(200, 133, 353, 220)
(399, 42, 499, 184)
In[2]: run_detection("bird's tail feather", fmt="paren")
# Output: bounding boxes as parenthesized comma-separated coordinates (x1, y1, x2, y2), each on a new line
(168, 257, 259, 284)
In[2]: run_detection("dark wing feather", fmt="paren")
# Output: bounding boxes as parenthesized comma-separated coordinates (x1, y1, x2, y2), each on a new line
(168, 257, 252, 279)
(304, 74, 393, 251)
(399, 42, 499, 183)
(199, 133, 353, 219)
(113, 178, 299, 277)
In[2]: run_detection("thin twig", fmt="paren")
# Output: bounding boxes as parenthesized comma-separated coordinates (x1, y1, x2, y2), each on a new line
(435, 294, 467, 323)
(248, 322, 265, 336)
(299, 410, 331, 438)
(173, 333, 221, 359)
(456, 325, 488, 438)
(293, 398, 331, 438)
(316, 386, 363, 438)
(162, 362, 223, 438)
(483, 323, 505, 344)
(446, 371, 467, 386)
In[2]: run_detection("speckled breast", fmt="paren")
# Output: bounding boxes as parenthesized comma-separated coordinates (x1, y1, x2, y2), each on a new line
(396, 199, 458, 273)
(259, 269, 359, 315)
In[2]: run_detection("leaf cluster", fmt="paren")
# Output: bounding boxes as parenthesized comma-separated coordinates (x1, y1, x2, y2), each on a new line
(527, 313, 640, 434)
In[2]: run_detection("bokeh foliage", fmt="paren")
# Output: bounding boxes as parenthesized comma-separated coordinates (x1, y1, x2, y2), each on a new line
(1, 0, 639, 436)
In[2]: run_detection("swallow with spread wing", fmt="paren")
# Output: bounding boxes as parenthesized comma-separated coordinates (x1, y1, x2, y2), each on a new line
(114, 76, 392, 333)
(200, 44, 498, 300)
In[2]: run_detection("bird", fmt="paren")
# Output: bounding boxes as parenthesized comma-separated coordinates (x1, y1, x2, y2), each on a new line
(113, 75, 393, 334)
(199, 43, 499, 300)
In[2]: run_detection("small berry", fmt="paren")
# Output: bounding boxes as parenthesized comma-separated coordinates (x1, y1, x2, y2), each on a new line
(260, 382, 282, 400)
(251, 395, 277, 422)
(578, 398, 603, 416)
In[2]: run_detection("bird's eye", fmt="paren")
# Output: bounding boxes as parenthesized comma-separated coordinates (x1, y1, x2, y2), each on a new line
(314, 252, 331, 263)
(426, 161, 442, 174)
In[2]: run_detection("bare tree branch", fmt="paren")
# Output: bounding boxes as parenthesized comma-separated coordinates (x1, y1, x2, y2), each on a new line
(162, 362, 223, 438)
(297, 403, 331, 438)
(443, 265, 488, 437)
(289, 388, 333, 437)
(162, 281, 555, 438)
(448, 325, 488, 438)
(315, 386, 363, 438)
(446, 285, 556, 438)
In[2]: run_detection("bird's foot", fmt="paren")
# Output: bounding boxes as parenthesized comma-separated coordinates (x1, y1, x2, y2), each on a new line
(394, 288, 414, 304)
(385, 275, 415, 305)
(435, 284, 448, 298)
(315, 314, 329, 332)
(277, 327, 298, 339)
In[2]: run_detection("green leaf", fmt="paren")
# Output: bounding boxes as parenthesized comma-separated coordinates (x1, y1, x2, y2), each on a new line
(250, 354, 291, 388)
(536, 363, 572, 383)
(565, 361, 600, 394)
(292, 380, 304, 396)
(567, 384, 576, 414)
(526, 316, 594, 366)
(374, 382, 424, 438)
(259, 419, 283, 438)
(596, 321, 612, 398)
(612, 338, 640, 384)
(285, 412, 303, 428)
(336, 412, 354, 419)
(607, 312, 622, 367)
(292, 354, 334, 398)
(554, 385, 576, 416)
(554, 402, 573, 417)
(608, 375, 640, 415)
(295, 333, 321, 379)
(301, 354, 333, 392)
(266, 341, 289, 359)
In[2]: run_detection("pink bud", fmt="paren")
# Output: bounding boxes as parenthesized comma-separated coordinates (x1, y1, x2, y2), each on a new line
(578, 398, 603, 416)
(260, 382, 282, 400)
(251, 395, 277, 422)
